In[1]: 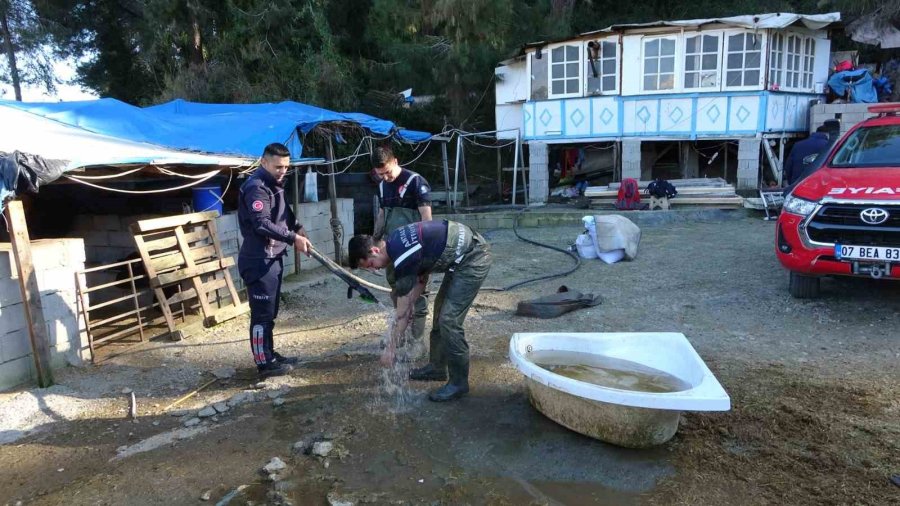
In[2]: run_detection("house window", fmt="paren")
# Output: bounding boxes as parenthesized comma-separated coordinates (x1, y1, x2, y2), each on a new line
(768, 33, 784, 88)
(530, 52, 548, 100)
(550, 44, 581, 97)
(802, 38, 816, 89)
(586, 40, 618, 95)
(684, 34, 720, 89)
(725, 33, 762, 88)
(643, 37, 676, 91)
(784, 35, 802, 89)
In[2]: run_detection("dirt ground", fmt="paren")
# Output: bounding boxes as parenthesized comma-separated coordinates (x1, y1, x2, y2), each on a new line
(1, 214, 898, 506)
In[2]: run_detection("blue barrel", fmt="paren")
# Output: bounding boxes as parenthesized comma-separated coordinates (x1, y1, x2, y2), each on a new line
(192, 185, 223, 215)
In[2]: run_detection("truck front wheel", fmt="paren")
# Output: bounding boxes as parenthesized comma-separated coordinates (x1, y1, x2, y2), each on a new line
(789, 272, 821, 299)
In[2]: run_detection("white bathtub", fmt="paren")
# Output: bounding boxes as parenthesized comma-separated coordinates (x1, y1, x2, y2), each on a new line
(509, 332, 730, 448)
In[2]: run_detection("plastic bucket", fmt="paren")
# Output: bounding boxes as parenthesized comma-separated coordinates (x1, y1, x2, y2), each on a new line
(192, 185, 223, 215)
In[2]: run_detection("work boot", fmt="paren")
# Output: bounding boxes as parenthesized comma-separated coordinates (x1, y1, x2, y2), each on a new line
(258, 362, 292, 378)
(273, 352, 299, 365)
(409, 363, 447, 381)
(428, 360, 469, 402)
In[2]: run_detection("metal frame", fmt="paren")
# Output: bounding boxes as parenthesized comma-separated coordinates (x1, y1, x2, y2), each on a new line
(451, 128, 527, 210)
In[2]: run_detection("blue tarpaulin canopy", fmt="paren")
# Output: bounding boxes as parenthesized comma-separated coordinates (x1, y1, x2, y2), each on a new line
(0, 98, 432, 161)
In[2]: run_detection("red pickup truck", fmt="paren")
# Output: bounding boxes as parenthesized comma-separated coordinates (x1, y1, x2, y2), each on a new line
(776, 104, 900, 298)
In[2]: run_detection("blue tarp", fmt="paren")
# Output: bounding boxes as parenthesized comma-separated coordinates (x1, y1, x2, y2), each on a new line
(0, 98, 432, 161)
(827, 69, 878, 104)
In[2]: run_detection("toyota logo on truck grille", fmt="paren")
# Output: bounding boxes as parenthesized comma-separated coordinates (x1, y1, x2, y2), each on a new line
(859, 208, 890, 225)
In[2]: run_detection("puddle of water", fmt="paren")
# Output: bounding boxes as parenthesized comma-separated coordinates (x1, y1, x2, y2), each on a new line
(369, 309, 424, 414)
(528, 350, 689, 393)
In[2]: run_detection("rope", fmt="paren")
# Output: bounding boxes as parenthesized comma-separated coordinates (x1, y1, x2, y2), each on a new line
(64, 166, 146, 180)
(64, 169, 221, 194)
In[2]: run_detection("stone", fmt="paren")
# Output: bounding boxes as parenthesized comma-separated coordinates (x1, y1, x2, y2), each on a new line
(116, 445, 128, 452)
(170, 409, 191, 417)
(273, 398, 285, 407)
(121, 388, 133, 394)
(311, 441, 333, 457)
(211, 367, 236, 380)
(266, 389, 286, 399)
(326, 492, 355, 506)
(198, 406, 217, 418)
(183, 417, 201, 427)
(263, 457, 287, 474)
(200, 490, 212, 501)
(227, 391, 254, 407)
(152, 421, 160, 427)
(213, 402, 229, 413)
(291, 441, 307, 454)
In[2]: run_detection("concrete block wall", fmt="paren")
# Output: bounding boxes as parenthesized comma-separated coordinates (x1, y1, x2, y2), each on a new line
(622, 139, 642, 180)
(0, 239, 88, 390)
(528, 142, 549, 205)
(809, 102, 892, 136)
(68, 213, 163, 265)
(291, 199, 354, 272)
(737, 139, 761, 190)
(215, 212, 243, 293)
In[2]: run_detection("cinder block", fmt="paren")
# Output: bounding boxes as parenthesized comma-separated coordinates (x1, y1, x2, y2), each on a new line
(1, 328, 32, 362)
(93, 215, 121, 230)
(0, 302, 27, 336)
(0, 355, 34, 389)
(0, 278, 22, 306)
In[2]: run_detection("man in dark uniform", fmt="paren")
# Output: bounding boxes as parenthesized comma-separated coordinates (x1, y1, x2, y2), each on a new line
(348, 220, 492, 402)
(238, 143, 311, 378)
(784, 125, 832, 185)
(371, 146, 433, 362)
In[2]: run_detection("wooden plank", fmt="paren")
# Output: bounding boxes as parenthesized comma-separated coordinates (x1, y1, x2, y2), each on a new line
(151, 257, 235, 287)
(205, 218, 243, 307)
(174, 226, 215, 322)
(590, 197, 743, 205)
(166, 278, 228, 306)
(585, 187, 737, 198)
(204, 302, 249, 327)
(151, 244, 217, 271)
(143, 229, 209, 253)
(133, 211, 219, 233)
(132, 229, 179, 335)
(5, 200, 54, 387)
(604, 177, 728, 190)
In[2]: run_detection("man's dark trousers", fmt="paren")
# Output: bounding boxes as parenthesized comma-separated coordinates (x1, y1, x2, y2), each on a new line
(242, 257, 284, 367)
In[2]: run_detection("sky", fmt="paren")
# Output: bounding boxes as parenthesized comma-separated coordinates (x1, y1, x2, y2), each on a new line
(0, 57, 98, 102)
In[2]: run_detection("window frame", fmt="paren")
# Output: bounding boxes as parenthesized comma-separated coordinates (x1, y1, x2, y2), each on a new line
(584, 37, 619, 96)
(801, 37, 816, 90)
(723, 30, 766, 91)
(768, 32, 785, 90)
(683, 32, 723, 91)
(770, 30, 817, 93)
(640, 35, 679, 94)
(547, 42, 583, 99)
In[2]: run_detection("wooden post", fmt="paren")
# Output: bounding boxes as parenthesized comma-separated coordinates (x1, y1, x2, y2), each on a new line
(325, 139, 343, 264)
(496, 148, 503, 202)
(292, 167, 301, 275)
(5, 200, 54, 387)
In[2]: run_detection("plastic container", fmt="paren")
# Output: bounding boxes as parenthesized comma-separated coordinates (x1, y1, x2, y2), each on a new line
(192, 185, 223, 215)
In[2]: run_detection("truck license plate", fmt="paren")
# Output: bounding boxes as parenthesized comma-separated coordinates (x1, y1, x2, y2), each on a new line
(835, 244, 900, 261)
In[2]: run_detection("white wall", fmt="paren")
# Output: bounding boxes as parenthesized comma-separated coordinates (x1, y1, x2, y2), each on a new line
(0, 239, 88, 390)
(495, 60, 528, 104)
(495, 104, 524, 139)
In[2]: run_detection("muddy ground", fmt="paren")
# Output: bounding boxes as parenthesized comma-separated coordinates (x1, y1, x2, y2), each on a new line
(1, 215, 898, 505)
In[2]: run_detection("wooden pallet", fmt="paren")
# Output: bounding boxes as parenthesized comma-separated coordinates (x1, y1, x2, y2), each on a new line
(130, 211, 247, 340)
(590, 196, 744, 209)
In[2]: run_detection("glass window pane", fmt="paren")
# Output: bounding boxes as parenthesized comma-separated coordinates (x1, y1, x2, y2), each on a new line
(729, 34, 743, 51)
(602, 76, 616, 91)
(602, 41, 616, 58)
(726, 70, 742, 86)
(644, 76, 657, 90)
(645, 39, 659, 57)
(727, 53, 742, 69)
(551, 64, 563, 79)
(745, 70, 759, 85)
(645, 58, 658, 74)
(566, 79, 578, 93)
(566, 45, 579, 61)
(703, 35, 718, 52)
(747, 34, 760, 50)
(552, 81, 564, 95)
(685, 73, 698, 88)
(745, 52, 761, 68)
(602, 60, 616, 75)
(686, 55, 697, 71)
(531, 54, 548, 100)
(566, 62, 579, 77)
(661, 56, 674, 73)
(552, 46, 564, 61)
(660, 74, 674, 89)
(701, 70, 717, 87)
(702, 54, 718, 70)
(686, 37, 697, 53)
(662, 38, 675, 55)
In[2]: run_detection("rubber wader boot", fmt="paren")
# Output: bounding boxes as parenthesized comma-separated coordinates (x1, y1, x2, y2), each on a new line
(428, 360, 469, 402)
(410, 363, 447, 381)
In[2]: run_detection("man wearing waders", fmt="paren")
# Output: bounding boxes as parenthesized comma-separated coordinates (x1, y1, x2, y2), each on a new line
(348, 220, 492, 401)
(238, 143, 312, 378)
(371, 146, 433, 368)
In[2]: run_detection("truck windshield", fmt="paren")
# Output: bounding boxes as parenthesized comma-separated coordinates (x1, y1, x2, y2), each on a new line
(830, 125, 900, 168)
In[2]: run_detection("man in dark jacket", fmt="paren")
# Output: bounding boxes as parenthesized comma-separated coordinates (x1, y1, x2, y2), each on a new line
(784, 126, 832, 185)
(238, 143, 311, 378)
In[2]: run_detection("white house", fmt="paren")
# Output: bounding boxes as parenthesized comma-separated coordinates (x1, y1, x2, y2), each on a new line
(494, 12, 841, 197)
